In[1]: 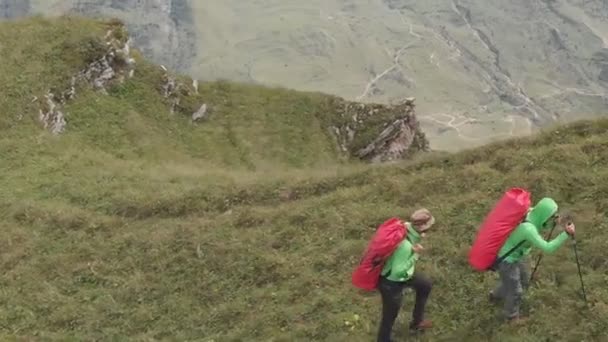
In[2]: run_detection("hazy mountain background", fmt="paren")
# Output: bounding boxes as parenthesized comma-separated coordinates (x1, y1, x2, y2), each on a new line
(2, 0, 607, 151)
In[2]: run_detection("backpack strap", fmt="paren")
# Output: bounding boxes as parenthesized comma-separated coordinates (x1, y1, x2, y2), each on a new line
(489, 218, 529, 271)
(383, 222, 414, 278)
(490, 239, 526, 271)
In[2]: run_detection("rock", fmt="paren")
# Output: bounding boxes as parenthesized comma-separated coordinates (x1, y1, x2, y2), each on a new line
(158, 67, 208, 118)
(94, 64, 116, 93)
(192, 103, 208, 122)
(62, 77, 77, 100)
(160, 69, 181, 114)
(330, 97, 429, 162)
(193, 79, 199, 93)
(170, 98, 180, 115)
(356, 119, 415, 162)
(79, 31, 135, 93)
(161, 72, 177, 98)
(35, 23, 137, 134)
(346, 126, 355, 143)
(120, 39, 131, 57)
(38, 92, 67, 135)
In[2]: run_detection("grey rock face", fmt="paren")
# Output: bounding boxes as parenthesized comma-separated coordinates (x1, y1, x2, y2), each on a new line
(0, 0, 29, 19)
(192, 103, 208, 122)
(38, 92, 67, 135)
(332, 97, 429, 162)
(0, 0, 196, 72)
(70, 0, 196, 72)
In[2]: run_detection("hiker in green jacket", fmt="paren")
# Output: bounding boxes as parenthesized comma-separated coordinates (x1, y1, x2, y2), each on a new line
(377, 209, 435, 342)
(489, 197, 575, 323)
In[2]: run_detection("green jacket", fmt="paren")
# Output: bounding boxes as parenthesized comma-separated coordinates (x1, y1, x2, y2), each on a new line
(381, 222, 421, 282)
(498, 197, 569, 263)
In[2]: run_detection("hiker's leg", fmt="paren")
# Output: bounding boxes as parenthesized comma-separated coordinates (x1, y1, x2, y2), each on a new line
(518, 259, 530, 291)
(405, 272, 432, 327)
(499, 261, 523, 319)
(377, 278, 404, 342)
(492, 276, 506, 300)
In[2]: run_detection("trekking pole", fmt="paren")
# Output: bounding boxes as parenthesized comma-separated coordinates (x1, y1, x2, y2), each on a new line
(529, 224, 557, 282)
(572, 236, 588, 305)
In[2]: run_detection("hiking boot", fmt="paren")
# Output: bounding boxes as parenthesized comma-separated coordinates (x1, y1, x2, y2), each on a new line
(409, 320, 433, 332)
(489, 291, 501, 304)
(506, 315, 528, 325)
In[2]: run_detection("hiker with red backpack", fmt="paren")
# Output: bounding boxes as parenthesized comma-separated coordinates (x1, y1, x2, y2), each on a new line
(351, 209, 436, 341)
(376, 209, 435, 341)
(469, 189, 576, 323)
(489, 197, 575, 322)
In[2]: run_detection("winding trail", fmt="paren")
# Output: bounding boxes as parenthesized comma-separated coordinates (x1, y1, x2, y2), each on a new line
(420, 111, 533, 143)
(538, 80, 608, 100)
(356, 11, 421, 100)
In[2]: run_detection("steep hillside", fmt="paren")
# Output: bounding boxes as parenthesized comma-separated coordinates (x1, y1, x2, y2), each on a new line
(2, 0, 607, 151)
(1, 17, 608, 341)
(0, 16, 428, 170)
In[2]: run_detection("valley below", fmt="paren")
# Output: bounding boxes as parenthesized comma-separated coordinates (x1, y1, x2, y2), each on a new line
(2, 0, 608, 150)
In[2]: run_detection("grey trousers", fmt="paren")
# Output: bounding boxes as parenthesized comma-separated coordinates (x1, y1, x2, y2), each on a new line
(492, 259, 530, 319)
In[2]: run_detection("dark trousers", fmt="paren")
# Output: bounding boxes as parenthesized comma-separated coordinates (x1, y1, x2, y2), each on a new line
(377, 273, 432, 342)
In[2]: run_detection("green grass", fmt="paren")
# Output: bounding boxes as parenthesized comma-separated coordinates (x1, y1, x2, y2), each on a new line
(1, 16, 608, 341)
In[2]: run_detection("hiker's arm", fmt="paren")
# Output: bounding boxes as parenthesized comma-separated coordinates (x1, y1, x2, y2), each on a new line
(391, 243, 417, 276)
(526, 226, 569, 253)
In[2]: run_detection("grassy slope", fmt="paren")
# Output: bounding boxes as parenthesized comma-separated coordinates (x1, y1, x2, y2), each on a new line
(1, 16, 608, 341)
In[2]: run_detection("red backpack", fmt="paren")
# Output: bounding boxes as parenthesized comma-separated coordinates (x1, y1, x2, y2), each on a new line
(468, 188, 531, 271)
(352, 218, 408, 291)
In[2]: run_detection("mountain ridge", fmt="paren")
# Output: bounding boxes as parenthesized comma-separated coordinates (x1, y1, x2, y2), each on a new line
(0, 16, 607, 341)
(3, 0, 608, 151)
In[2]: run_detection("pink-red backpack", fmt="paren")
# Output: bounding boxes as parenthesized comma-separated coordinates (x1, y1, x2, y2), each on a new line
(468, 188, 531, 271)
(352, 218, 408, 291)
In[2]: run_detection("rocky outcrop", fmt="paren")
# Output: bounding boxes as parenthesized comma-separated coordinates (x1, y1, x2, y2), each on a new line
(2, 1, 195, 72)
(31, 17, 207, 134)
(36, 21, 136, 134)
(69, 0, 196, 72)
(192, 103, 208, 122)
(331, 97, 429, 162)
(80, 28, 136, 93)
(160, 66, 179, 114)
(38, 92, 67, 135)
(159, 66, 208, 121)
(26, 15, 418, 163)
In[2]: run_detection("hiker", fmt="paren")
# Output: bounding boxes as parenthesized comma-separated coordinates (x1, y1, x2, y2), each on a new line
(488, 197, 575, 322)
(377, 209, 435, 342)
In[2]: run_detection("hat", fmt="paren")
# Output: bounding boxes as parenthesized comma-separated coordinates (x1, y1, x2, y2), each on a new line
(410, 208, 435, 231)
